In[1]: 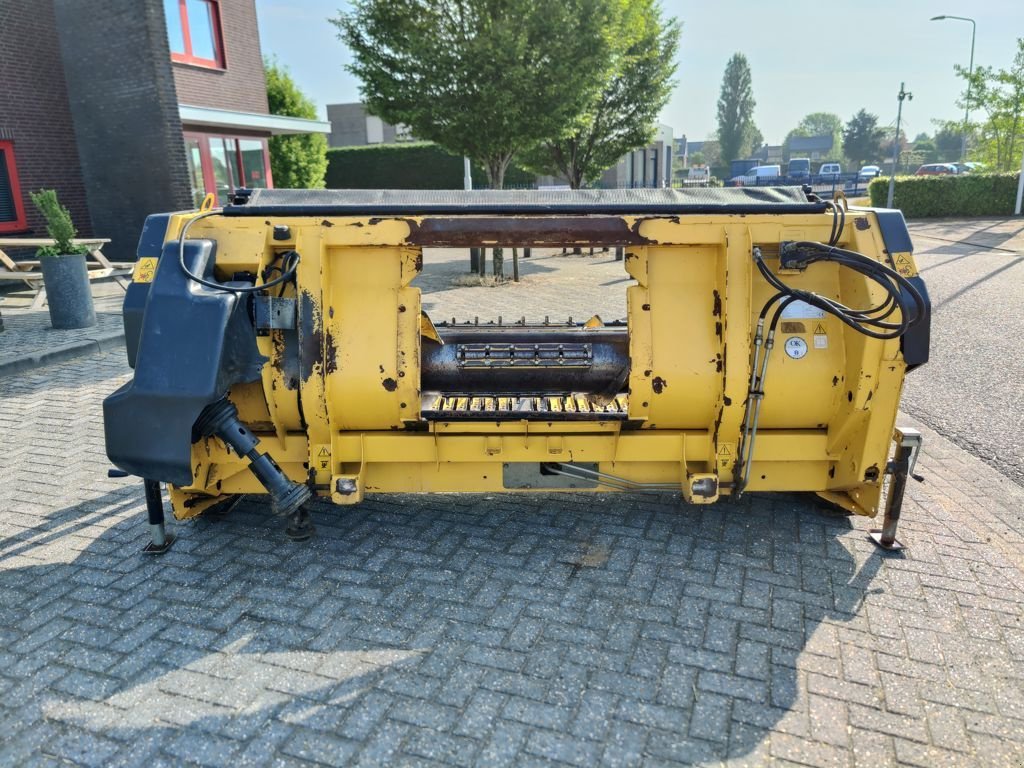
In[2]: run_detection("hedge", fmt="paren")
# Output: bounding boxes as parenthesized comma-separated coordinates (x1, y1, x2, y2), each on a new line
(325, 142, 536, 189)
(867, 172, 1021, 218)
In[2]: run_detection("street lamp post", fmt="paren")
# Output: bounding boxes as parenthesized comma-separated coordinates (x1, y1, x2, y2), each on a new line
(886, 83, 912, 209)
(931, 15, 976, 162)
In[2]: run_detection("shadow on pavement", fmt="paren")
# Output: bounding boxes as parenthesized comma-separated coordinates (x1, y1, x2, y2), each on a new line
(0, 483, 895, 764)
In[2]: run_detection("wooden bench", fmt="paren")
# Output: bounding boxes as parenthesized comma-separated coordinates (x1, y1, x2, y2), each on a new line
(0, 238, 133, 309)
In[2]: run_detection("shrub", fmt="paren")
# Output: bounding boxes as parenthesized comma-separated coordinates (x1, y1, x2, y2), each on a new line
(867, 173, 1021, 218)
(29, 190, 88, 258)
(325, 142, 536, 190)
(266, 60, 327, 189)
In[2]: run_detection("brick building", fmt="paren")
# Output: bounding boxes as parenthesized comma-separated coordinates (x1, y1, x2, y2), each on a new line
(0, 0, 328, 261)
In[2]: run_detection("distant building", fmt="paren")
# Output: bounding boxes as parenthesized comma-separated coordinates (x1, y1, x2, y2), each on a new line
(673, 137, 708, 168)
(788, 134, 834, 161)
(601, 124, 674, 188)
(0, 0, 328, 260)
(327, 103, 414, 148)
(750, 144, 784, 164)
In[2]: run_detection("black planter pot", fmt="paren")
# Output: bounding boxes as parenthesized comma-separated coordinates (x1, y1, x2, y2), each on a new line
(40, 253, 97, 329)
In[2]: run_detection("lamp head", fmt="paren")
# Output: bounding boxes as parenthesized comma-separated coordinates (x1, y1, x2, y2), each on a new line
(930, 15, 946, 20)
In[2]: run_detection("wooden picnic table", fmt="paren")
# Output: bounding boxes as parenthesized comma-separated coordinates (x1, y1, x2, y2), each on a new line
(0, 238, 133, 309)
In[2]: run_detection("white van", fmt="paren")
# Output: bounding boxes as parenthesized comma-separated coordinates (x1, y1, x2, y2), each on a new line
(730, 165, 781, 186)
(818, 163, 842, 178)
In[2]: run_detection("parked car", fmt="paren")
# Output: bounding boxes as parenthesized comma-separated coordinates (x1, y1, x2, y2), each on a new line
(729, 165, 781, 186)
(788, 158, 811, 179)
(915, 163, 958, 176)
(954, 162, 987, 174)
(858, 165, 882, 180)
(818, 162, 842, 179)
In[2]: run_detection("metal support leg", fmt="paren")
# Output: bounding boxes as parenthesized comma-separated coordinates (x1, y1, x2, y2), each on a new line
(142, 478, 174, 554)
(195, 398, 314, 540)
(869, 428, 922, 551)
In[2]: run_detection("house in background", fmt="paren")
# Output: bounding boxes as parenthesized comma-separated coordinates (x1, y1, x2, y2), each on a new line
(601, 124, 674, 188)
(327, 103, 414, 148)
(749, 143, 784, 164)
(0, 0, 328, 261)
(788, 134, 835, 162)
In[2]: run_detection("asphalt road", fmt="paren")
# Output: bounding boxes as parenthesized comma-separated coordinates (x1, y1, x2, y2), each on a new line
(901, 219, 1024, 487)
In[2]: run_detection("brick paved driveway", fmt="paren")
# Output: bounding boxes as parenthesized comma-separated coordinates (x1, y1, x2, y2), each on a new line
(2, 254, 1024, 766)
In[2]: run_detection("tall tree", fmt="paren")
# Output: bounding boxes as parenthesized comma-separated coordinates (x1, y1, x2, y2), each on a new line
(932, 120, 968, 162)
(333, 0, 611, 190)
(956, 37, 1024, 170)
(716, 53, 756, 163)
(265, 60, 328, 188)
(521, 0, 680, 188)
(842, 110, 884, 167)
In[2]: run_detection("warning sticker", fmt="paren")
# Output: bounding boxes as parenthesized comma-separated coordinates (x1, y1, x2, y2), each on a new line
(814, 334, 828, 349)
(813, 323, 828, 349)
(892, 252, 918, 278)
(717, 444, 733, 468)
(132, 257, 158, 284)
(780, 300, 826, 320)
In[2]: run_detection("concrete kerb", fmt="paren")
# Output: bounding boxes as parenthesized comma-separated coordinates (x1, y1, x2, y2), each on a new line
(0, 330, 125, 378)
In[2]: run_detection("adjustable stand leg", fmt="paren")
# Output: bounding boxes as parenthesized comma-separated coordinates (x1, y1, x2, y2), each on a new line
(142, 479, 174, 554)
(195, 398, 314, 540)
(870, 428, 922, 551)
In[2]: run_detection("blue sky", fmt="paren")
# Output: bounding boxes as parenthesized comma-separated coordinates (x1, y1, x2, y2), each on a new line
(255, 0, 1022, 144)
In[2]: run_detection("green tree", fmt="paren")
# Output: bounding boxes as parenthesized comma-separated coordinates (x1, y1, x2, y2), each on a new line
(912, 138, 937, 164)
(932, 121, 968, 162)
(716, 53, 756, 163)
(956, 38, 1024, 170)
(265, 59, 328, 189)
(842, 109, 884, 168)
(333, 0, 611, 190)
(521, 0, 680, 188)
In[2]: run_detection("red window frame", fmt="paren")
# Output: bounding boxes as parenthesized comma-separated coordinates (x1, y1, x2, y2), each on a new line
(184, 132, 274, 205)
(0, 141, 28, 234)
(167, 0, 226, 69)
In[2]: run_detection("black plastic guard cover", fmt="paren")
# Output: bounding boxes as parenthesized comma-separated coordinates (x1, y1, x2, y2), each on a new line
(124, 214, 173, 369)
(104, 239, 267, 485)
(874, 209, 931, 369)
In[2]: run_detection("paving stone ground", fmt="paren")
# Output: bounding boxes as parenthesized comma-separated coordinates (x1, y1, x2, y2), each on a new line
(3, 367, 1024, 766)
(2, 232, 1024, 767)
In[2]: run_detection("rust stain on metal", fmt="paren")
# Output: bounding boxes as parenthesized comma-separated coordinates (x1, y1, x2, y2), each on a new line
(298, 290, 323, 383)
(404, 216, 652, 247)
(324, 331, 339, 375)
(321, 220, 335, 228)
(382, 377, 398, 392)
(855, 217, 870, 230)
(715, 322, 723, 339)
(651, 376, 667, 394)
(712, 290, 722, 317)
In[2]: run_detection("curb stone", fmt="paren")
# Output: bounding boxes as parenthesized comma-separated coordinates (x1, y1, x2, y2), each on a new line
(0, 330, 126, 378)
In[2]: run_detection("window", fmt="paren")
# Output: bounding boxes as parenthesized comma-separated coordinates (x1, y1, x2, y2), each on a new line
(0, 141, 27, 234)
(184, 133, 272, 206)
(164, 0, 225, 68)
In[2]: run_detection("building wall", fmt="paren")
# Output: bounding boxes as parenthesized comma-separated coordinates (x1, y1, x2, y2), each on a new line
(53, 0, 192, 261)
(0, 0, 91, 237)
(327, 103, 412, 148)
(327, 104, 370, 147)
(172, 0, 269, 114)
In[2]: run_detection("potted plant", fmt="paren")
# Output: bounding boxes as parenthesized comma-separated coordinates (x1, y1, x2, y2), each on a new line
(29, 189, 96, 329)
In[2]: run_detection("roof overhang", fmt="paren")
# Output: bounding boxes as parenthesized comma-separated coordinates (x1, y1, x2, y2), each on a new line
(178, 104, 331, 136)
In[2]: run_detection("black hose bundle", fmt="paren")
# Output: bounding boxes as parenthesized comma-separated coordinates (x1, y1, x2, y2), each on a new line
(735, 241, 926, 494)
(755, 242, 926, 341)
